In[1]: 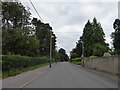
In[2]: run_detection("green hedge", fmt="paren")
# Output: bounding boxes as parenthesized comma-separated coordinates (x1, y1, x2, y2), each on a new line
(71, 57, 82, 62)
(89, 56, 98, 58)
(103, 52, 111, 57)
(2, 55, 54, 72)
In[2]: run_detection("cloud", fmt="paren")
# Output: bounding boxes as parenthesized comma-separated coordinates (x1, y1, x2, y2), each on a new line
(21, 0, 119, 3)
(21, 1, 118, 55)
(55, 25, 82, 53)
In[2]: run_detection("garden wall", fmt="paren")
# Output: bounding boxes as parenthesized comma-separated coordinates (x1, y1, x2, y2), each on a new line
(82, 56, 120, 75)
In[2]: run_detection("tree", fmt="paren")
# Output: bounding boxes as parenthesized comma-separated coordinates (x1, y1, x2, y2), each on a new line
(70, 39, 82, 59)
(93, 43, 108, 57)
(2, 2, 57, 58)
(31, 18, 57, 57)
(80, 18, 108, 57)
(111, 19, 120, 55)
(2, 2, 31, 29)
(54, 50, 61, 62)
(71, 18, 109, 57)
(70, 53, 78, 59)
(2, 2, 32, 55)
(58, 48, 69, 62)
(80, 20, 94, 56)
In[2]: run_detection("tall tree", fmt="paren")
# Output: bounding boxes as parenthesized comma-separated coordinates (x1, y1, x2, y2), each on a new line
(70, 39, 82, 59)
(32, 18, 57, 56)
(58, 48, 69, 62)
(2, 2, 31, 29)
(2, 2, 39, 56)
(71, 18, 108, 57)
(80, 20, 93, 56)
(80, 18, 108, 57)
(2, 2, 57, 57)
(111, 19, 120, 55)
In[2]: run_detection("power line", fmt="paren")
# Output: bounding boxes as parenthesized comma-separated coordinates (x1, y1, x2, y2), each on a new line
(55, 32, 81, 33)
(29, 0, 43, 21)
(54, 29, 113, 33)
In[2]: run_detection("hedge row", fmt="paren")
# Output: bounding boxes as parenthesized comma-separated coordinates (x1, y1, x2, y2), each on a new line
(1, 55, 54, 72)
(71, 57, 82, 62)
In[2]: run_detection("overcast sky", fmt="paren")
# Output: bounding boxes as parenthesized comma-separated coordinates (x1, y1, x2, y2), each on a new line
(21, 0, 118, 56)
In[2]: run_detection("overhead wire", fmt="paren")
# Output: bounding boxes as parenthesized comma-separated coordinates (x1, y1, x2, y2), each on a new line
(29, 0, 43, 21)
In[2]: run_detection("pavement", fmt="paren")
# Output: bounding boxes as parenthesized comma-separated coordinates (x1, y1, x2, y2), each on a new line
(2, 62, 118, 88)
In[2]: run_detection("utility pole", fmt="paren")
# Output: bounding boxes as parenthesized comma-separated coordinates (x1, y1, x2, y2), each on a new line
(49, 31, 52, 68)
(81, 41, 84, 57)
(81, 41, 84, 67)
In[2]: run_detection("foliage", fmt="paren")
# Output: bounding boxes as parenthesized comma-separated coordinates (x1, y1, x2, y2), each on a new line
(76, 18, 108, 57)
(58, 48, 69, 62)
(3, 63, 49, 78)
(93, 43, 108, 57)
(103, 52, 111, 57)
(111, 19, 120, 55)
(2, 55, 53, 73)
(2, 2, 57, 57)
(114, 50, 120, 55)
(70, 40, 82, 59)
(32, 18, 57, 56)
(89, 56, 98, 58)
(71, 57, 82, 62)
(2, 2, 31, 28)
(70, 53, 78, 58)
(2, 28, 40, 56)
(54, 51, 61, 62)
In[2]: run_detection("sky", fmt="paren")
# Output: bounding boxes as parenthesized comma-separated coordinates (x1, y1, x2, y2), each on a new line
(21, 0, 119, 56)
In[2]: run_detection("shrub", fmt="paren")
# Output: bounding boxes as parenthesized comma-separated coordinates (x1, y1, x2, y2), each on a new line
(2, 55, 52, 72)
(103, 52, 111, 57)
(89, 56, 98, 58)
(71, 57, 82, 62)
(114, 50, 120, 55)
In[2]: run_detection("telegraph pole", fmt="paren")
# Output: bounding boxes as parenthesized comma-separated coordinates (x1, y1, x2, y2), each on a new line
(81, 41, 84, 67)
(81, 41, 84, 57)
(49, 31, 52, 68)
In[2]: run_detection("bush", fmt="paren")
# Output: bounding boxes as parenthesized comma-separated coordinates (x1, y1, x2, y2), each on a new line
(89, 56, 98, 58)
(103, 52, 111, 57)
(70, 53, 78, 59)
(2, 55, 52, 72)
(71, 57, 82, 62)
(114, 50, 120, 55)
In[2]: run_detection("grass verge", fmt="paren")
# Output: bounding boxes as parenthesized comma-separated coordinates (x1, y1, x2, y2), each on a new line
(2, 63, 49, 79)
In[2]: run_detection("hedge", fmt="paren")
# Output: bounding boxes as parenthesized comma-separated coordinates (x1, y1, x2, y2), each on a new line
(103, 52, 111, 57)
(89, 56, 98, 58)
(71, 57, 82, 62)
(1, 55, 54, 72)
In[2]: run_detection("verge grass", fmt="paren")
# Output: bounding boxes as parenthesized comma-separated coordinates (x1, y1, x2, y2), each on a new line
(2, 63, 49, 79)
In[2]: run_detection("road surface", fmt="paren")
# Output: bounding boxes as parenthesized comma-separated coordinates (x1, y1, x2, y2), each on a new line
(3, 62, 118, 88)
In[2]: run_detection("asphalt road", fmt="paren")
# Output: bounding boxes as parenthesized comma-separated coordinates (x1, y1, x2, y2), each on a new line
(3, 62, 118, 88)
(25, 62, 118, 88)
